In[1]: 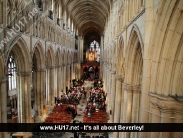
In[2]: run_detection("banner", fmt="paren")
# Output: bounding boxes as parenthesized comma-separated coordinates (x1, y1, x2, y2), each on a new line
(0, 123, 183, 132)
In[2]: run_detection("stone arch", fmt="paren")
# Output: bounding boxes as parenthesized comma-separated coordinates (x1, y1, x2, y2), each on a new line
(67, 50, 72, 64)
(31, 42, 45, 115)
(60, 49, 64, 65)
(150, 0, 183, 96)
(64, 48, 69, 64)
(7, 37, 31, 72)
(62, 48, 67, 65)
(55, 48, 61, 66)
(6, 37, 31, 123)
(32, 41, 45, 69)
(127, 24, 144, 56)
(46, 45, 54, 67)
(125, 28, 143, 85)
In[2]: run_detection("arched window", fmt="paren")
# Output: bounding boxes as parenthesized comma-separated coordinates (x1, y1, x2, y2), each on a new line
(89, 40, 100, 62)
(7, 53, 16, 90)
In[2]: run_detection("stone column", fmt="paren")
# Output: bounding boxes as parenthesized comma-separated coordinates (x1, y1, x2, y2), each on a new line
(108, 70, 114, 111)
(111, 71, 116, 122)
(63, 65, 67, 93)
(71, 63, 75, 80)
(18, 72, 31, 123)
(49, 67, 55, 106)
(40, 70, 45, 114)
(149, 93, 160, 138)
(80, 38, 84, 63)
(121, 83, 133, 138)
(149, 93, 183, 138)
(36, 70, 41, 116)
(138, 0, 153, 137)
(100, 35, 104, 79)
(57, 66, 61, 96)
(113, 75, 122, 138)
(106, 68, 110, 111)
(67, 64, 71, 88)
(158, 95, 183, 138)
(130, 85, 140, 138)
(107, 69, 112, 112)
(35, 69, 45, 116)
(45, 69, 49, 104)
(60, 66, 64, 92)
(0, 77, 7, 138)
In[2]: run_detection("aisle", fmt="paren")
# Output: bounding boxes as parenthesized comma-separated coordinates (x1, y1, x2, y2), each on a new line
(63, 80, 113, 138)
(63, 81, 94, 137)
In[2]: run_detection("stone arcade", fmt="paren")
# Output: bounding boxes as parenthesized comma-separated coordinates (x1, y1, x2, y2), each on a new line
(0, 0, 183, 138)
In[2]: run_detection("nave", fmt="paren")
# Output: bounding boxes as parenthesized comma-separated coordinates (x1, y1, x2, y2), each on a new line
(26, 80, 111, 138)
(0, 0, 183, 138)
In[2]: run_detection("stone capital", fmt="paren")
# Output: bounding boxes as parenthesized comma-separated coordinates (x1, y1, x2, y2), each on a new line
(17, 71, 31, 76)
(149, 92, 183, 113)
(35, 68, 46, 72)
(122, 83, 141, 92)
(0, 76, 7, 83)
(47, 66, 55, 69)
(115, 75, 122, 81)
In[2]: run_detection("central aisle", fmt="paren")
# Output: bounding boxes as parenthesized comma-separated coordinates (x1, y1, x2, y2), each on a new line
(64, 80, 94, 137)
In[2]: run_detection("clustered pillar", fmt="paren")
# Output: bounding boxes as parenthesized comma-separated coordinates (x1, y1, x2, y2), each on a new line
(0, 77, 7, 138)
(149, 93, 183, 138)
(113, 75, 122, 138)
(17, 72, 32, 123)
(35, 69, 45, 116)
(121, 84, 140, 138)
(110, 71, 116, 123)
(49, 67, 55, 106)
(57, 66, 62, 96)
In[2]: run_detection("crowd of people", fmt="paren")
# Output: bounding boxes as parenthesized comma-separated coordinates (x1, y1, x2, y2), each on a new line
(53, 79, 106, 118)
(55, 86, 86, 105)
(84, 87, 107, 117)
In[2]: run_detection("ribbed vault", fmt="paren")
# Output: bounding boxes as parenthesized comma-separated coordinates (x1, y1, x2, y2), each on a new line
(65, 0, 110, 41)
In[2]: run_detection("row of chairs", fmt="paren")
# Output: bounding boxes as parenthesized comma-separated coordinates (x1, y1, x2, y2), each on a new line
(83, 110, 107, 123)
(44, 104, 72, 123)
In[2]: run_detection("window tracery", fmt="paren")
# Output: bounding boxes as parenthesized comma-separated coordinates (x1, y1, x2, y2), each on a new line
(7, 53, 17, 90)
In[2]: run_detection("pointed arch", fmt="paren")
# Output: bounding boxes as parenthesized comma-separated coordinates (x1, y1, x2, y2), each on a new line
(125, 26, 143, 85)
(150, 0, 183, 96)
(32, 41, 45, 69)
(46, 45, 54, 67)
(7, 37, 31, 72)
(55, 48, 61, 66)
(60, 48, 64, 65)
(62, 47, 66, 65)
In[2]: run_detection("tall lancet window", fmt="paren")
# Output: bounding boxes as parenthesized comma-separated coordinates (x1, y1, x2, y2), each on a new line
(89, 40, 100, 62)
(7, 53, 16, 90)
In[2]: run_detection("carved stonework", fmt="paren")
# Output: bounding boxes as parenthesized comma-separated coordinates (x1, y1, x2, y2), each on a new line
(149, 92, 183, 113)
(149, 94, 159, 109)
(115, 75, 122, 81)
(122, 83, 141, 92)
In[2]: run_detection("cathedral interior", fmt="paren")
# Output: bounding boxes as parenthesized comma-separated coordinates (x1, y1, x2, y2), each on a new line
(0, 0, 183, 138)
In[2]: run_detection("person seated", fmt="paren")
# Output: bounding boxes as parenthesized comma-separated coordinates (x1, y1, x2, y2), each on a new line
(88, 111, 91, 118)
(57, 104, 61, 108)
(96, 102, 99, 109)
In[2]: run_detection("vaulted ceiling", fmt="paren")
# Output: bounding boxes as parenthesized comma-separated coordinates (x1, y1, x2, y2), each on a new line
(63, 0, 110, 44)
